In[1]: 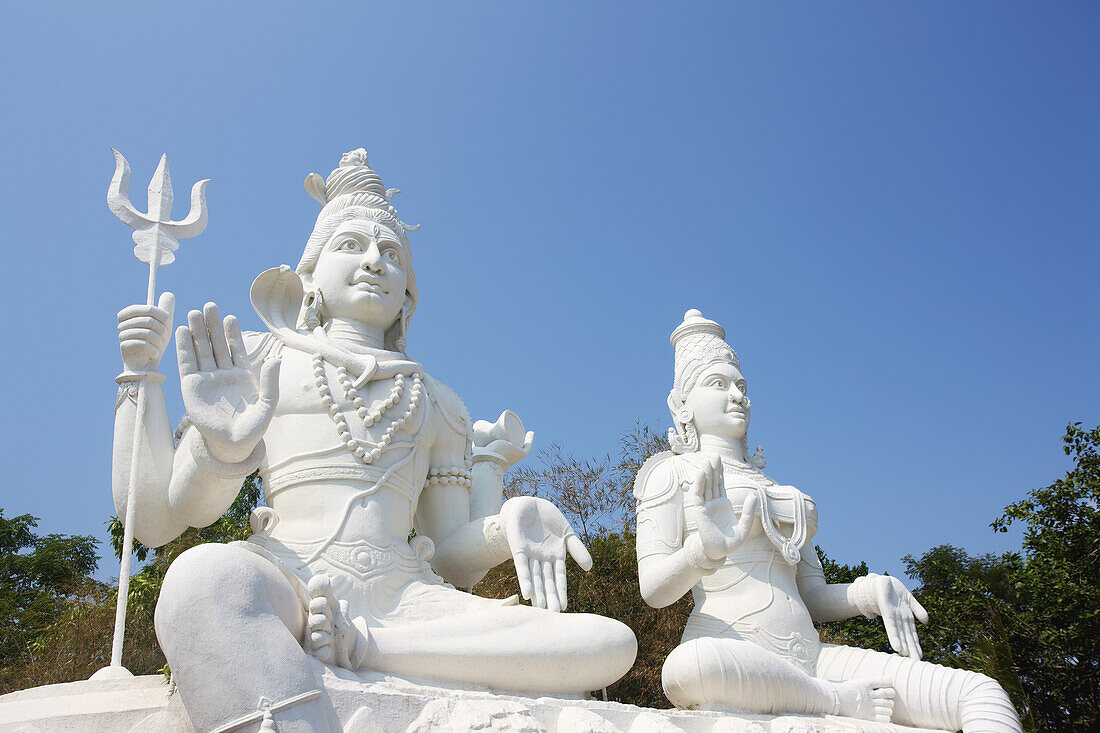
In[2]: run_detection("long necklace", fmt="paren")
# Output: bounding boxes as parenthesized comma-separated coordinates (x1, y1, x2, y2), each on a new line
(312, 354, 423, 464)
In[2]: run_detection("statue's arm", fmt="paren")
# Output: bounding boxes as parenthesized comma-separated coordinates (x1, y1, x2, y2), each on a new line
(635, 455, 724, 608)
(165, 319, 277, 528)
(112, 294, 189, 548)
(418, 416, 510, 588)
(795, 544, 865, 622)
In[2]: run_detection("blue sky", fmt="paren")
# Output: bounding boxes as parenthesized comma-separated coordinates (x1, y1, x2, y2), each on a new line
(1, 1, 1097, 581)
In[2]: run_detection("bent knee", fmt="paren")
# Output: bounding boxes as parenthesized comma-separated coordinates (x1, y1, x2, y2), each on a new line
(156, 543, 301, 631)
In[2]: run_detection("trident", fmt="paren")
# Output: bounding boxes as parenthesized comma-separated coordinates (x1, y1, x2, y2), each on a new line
(98, 149, 209, 677)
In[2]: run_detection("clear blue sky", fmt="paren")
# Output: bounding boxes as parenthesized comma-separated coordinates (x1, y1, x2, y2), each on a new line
(1, 2, 1097, 581)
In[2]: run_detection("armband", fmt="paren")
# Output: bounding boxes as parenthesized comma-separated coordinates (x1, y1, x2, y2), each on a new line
(684, 534, 724, 575)
(115, 370, 167, 385)
(850, 574, 881, 618)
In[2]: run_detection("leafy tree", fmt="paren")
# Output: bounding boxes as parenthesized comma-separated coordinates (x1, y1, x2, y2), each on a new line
(0, 475, 263, 692)
(0, 511, 102, 693)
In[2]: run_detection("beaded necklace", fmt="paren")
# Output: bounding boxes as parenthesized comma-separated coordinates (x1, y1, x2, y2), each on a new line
(312, 354, 423, 464)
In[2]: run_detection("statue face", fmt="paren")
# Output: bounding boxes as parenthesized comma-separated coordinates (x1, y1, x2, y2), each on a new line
(308, 220, 408, 329)
(684, 361, 749, 440)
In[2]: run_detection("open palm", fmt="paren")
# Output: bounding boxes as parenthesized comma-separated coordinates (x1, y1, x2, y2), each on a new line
(176, 302, 280, 463)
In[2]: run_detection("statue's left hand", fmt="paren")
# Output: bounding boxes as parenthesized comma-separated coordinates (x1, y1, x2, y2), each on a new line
(866, 575, 929, 659)
(176, 302, 281, 463)
(500, 496, 592, 612)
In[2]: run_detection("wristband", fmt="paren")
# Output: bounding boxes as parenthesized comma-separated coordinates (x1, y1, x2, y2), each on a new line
(188, 431, 265, 479)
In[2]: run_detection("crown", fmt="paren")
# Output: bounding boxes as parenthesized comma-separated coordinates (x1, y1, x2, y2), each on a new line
(671, 309, 740, 400)
(302, 149, 420, 234)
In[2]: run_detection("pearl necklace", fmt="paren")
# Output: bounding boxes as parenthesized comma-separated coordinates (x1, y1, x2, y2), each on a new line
(312, 354, 423, 464)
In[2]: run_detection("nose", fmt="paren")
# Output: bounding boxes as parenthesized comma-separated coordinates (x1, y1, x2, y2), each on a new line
(360, 242, 383, 273)
(729, 385, 744, 405)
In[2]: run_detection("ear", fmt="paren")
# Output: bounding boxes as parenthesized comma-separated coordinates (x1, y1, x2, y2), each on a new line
(667, 390, 692, 424)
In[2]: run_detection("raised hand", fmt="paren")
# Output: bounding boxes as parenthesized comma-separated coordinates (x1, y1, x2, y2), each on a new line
(500, 496, 592, 613)
(865, 574, 929, 659)
(118, 292, 175, 373)
(682, 454, 758, 563)
(176, 302, 280, 463)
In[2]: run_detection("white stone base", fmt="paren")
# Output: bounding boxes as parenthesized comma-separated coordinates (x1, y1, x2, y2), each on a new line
(0, 665, 950, 733)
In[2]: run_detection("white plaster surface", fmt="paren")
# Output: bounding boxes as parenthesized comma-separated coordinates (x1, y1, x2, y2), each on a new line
(0, 669, 953, 733)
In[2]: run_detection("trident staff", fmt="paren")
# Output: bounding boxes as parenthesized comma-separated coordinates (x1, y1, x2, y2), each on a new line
(99, 149, 208, 676)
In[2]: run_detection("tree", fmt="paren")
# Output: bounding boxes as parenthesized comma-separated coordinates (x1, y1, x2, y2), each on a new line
(0, 474, 263, 692)
(0, 511, 101, 693)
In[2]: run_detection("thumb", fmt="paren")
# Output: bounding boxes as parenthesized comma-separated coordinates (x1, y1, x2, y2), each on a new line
(157, 291, 176, 324)
(258, 358, 282, 406)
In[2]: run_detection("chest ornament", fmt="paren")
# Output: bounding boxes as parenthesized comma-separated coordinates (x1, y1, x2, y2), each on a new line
(312, 354, 423, 464)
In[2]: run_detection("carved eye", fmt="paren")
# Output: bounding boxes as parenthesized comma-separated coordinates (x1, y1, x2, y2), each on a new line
(707, 377, 727, 389)
(382, 248, 401, 264)
(737, 381, 747, 395)
(336, 238, 362, 252)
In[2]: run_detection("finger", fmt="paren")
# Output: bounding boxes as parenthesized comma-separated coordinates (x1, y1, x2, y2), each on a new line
(565, 533, 593, 571)
(309, 598, 334, 625)
(257, 358, 282, 407)
(513, 552, 533, 601)
(176, 325, 198, 376)
(911, 596, 930, 624)
(225, 315, 250, 368)
(708, 455, 723, 502)
(157, 291, 175, 326)
(187, 309, 216, 371)
(554, 558, 568, 611)
(530, 557, 546, 609)
(118, 303, 170, 324)
(308, 612, 330, 632)
(523, 431, 534, 451)
(904, 615, 923, 659)
(310, 630, 332, 647)
(118, 316, 169, 335)
(542, 561, 561, 612)
(119, 328, 167, 349)
(883, 610, 907, 657)
(203, 303, 232, 370)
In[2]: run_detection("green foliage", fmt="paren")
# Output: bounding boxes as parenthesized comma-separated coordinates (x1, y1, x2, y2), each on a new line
(0, 511, 103, 692)
(0, 474, 263, 693)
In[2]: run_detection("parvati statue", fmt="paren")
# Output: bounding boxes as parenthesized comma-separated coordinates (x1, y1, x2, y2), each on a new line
(634, 309, 1021, 732)
(112, 150, 636, 733)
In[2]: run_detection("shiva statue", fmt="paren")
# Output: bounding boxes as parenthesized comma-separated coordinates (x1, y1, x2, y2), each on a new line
(112, 150, 636, 732)
(634, 309, 1022, 732)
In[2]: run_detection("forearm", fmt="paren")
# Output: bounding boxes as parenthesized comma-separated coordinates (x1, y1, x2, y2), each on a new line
(638, 535, 722, 608)
(430, 514, 512, 588)
(469, 457, 506, 521)
(166, 428, 264, 529)
(112, 378, 187, 548)
(801, 581, 861, 622)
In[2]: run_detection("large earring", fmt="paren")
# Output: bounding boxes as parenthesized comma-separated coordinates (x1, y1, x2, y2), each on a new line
(302, 288, 325, 331)
(666, 392, 700, 454)
(393, 307, 408, 353)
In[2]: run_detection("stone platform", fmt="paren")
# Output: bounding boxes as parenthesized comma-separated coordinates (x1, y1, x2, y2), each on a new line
(0, 664, 949, 733)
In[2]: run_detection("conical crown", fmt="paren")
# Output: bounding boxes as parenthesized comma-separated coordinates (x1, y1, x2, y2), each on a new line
(671, 309, 740, 399)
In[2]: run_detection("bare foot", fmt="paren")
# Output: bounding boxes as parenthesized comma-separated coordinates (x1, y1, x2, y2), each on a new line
(832, 678, 895, 722)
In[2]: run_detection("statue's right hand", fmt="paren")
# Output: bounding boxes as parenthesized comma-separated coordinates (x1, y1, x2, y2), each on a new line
(176, 302, 280, 464)
(118, 292, 175, 373)
(682, 454, 758, 561)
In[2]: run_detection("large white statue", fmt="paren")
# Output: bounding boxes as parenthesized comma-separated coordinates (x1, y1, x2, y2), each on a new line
(112, 150, 636, 732)
(635, 310, 1022, 732)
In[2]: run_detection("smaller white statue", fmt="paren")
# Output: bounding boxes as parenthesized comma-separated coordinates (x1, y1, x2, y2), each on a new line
(635, 310, 1022, 732)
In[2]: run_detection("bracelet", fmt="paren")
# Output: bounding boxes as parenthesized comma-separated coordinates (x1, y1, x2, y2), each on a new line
(116, 370, 166, 385)
(684, 534, 723, 575)
(482, 515, 511, 559)
(850, 574, 881, 618)
(188, 431, 266, 479)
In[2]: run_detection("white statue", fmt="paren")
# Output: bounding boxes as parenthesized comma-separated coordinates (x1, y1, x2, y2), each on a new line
(635, 310, 1022, 732)
(112, 150, 636, 732)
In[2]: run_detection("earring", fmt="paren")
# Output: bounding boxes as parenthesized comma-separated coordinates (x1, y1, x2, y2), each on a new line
(302, 288, 325, 331)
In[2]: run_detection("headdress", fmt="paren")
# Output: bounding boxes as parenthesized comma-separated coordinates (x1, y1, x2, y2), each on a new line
(295, 149, 420, 352)
(666, 309, 762, 466)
